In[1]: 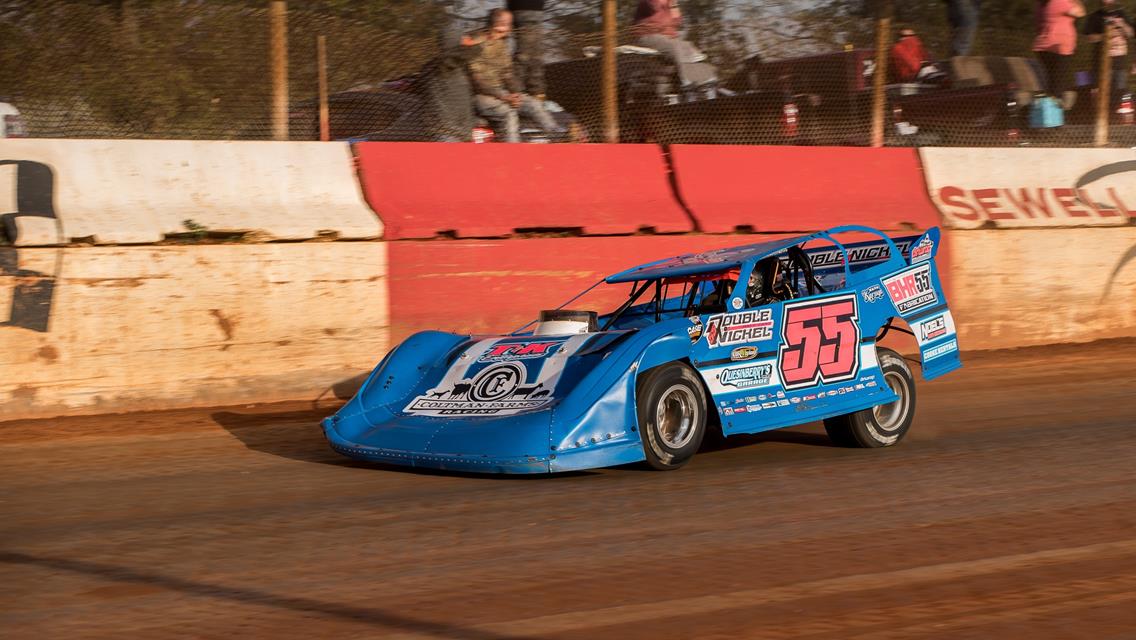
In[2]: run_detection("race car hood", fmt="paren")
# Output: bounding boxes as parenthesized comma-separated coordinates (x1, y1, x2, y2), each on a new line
(322, 330, 645, 473)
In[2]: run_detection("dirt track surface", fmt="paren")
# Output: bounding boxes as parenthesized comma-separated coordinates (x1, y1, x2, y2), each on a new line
(3, 341, 1136, 639)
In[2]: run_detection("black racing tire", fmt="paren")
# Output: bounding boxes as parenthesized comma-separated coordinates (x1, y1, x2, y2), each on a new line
(823, 348, 916, 448)
(636, 362, 708, 470)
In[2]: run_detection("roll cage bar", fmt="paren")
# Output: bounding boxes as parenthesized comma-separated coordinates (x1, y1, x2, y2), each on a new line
(511, 226, 906, 335)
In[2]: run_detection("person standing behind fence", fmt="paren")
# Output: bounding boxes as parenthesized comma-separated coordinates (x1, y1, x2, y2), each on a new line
(1084, 0, 1135, 101)
(1034, 0, 1087, 108)
(507, 0, 546, 99)
(945, 0, 981, 56)
(466, 8, 561, 143)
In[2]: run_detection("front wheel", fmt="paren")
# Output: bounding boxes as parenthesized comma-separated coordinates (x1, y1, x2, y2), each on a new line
(637, 362, 708, 470)
(824, 348, 916, 448)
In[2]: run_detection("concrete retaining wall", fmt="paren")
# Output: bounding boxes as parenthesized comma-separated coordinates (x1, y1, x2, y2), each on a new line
(3, 141, 1135, 421)
(948, 228, 1136, 350)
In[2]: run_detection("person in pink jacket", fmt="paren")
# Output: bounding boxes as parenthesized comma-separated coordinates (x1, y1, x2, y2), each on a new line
(1033, 0, 1087, 108)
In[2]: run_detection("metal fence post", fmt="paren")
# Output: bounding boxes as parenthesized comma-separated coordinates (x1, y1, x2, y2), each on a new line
(602, 0, 619, 143)
(270, 0, 289, 141)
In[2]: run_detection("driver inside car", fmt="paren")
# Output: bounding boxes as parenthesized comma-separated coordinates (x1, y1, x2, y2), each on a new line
(746, 256, 794, 307)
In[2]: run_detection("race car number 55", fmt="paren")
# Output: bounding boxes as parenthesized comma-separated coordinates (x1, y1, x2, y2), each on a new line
(778, 295, 861, 390)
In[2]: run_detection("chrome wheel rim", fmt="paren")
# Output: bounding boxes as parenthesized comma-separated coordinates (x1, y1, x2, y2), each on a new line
(656, 384, 698, 448)
(872, 370, 909, 432)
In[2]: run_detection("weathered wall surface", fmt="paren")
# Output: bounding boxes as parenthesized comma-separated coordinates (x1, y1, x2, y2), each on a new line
(0, 243, 388, 420)
(948, 228, 1136, 350)
(0, 139, 382, 245)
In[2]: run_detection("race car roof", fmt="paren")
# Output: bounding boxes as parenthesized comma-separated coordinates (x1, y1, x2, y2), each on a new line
(605, 233, 816, 284)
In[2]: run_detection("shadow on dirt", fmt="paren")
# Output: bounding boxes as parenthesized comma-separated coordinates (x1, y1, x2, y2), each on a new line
(702, 426, 837, 453)
(0, 550, 547, 640)
(210, 409, 595, 480)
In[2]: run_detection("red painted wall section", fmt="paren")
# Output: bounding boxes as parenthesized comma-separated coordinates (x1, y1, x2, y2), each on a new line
(387, 235, 793, 343)
(355, 143, 695, 239)
(669, 145, 942, 234)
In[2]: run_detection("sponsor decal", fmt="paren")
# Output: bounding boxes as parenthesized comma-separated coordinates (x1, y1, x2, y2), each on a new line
(934, 183, 1134, 228)
(910, 236, 934, 263)
(843, 385, 855, 393)
(735, 406, 748, 413)
(687, 317, 704, 343)
(861, 284, 885, 304)
(745, 395, 757, 403)
(808, 241, 914, 269)
(718, 364, 773, 389)
(405, 336, 585, 416)
(719, 401, 727, 407)
(837, 388, 846, 394)
(730, 297, 744, 310)
(924, 339, 959, 361)
(734, 397, 746, 405)
(478, 340, 562, 363)
(882, 263, 938, 314)
(867, 380, 878, 387)
(777, 399, 790, 407)
(776, 390, 786, 399)
(804, 394, 817, 401)
(920, 314, 948, 341)
(406, 362, 553, 416)
(778, 294, 862, 391)
(762, 401, 777, 409)
(758, 394, 767, 401)
(818, 391, 828, 398)
(704, 309, 774, 348)
(855, 383, 865, 390)
(747, 404, 761, 412)
(723, 407, 734, 416)
(790, 397, 801, 404)
(731, 346, 758, 361)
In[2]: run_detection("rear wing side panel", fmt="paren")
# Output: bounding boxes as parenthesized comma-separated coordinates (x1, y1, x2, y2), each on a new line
(879, 228, 961, 380)
(805, 227, 960, 380)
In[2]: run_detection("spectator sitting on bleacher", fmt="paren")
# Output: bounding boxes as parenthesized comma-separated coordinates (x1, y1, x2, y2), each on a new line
(466, 8, 561, 143)
(632, 0, 718, 91)
(889, 28, 947, 85)
(890, 29, 930, 83)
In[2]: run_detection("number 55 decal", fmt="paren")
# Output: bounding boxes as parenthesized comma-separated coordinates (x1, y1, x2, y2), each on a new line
(778, 294, 861, 390)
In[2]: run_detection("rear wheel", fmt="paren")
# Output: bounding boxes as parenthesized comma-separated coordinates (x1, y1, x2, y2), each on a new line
(637, 362, 707, 470)
(824, 348, 916, 448)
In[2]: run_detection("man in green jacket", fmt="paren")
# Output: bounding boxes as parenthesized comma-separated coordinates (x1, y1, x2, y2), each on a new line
(467, 9, 561, 142)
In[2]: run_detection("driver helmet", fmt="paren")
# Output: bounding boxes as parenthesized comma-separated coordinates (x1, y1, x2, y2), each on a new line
(746, 268, 766, 305)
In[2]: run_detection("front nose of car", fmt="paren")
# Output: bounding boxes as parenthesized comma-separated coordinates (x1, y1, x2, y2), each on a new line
(422, 410, 552, 460)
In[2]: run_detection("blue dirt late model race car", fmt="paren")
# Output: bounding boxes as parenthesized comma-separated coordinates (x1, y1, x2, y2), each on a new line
(323, 225, 961, 473)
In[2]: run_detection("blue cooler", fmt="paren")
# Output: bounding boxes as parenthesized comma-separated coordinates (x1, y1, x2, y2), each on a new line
(1029, 95, 1064, 128)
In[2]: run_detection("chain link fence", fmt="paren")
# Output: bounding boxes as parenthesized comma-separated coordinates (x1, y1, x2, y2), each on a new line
(1, 0, 1132, 146)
